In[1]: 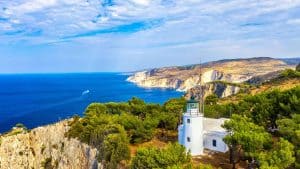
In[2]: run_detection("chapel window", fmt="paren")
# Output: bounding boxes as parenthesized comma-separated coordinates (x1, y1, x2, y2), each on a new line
(212, 139, 217, 147)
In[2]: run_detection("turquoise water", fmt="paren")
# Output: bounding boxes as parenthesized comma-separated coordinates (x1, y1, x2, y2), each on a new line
(0, 73, 182, 133)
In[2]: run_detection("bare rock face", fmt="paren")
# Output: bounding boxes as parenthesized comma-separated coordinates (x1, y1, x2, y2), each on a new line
(0, 120, 101, 169)
(185, 83, 240, 100)
(127, 71, 183, 89)
(246, 70, 282, 85)
(127, 57, 294, 98)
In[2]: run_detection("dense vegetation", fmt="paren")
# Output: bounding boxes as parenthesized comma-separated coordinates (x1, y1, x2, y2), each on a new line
(131, 143, 192, 169)
(205, 84, 299, 168)
(67, 68, 300, 169)
(205, 68, 300, 119)
(277, 114, 300, 168)
(223, 115, 295, 169)
(131, 143, 213, 169)
(279, 68, 300, 78)
(67, 97, 187, 168)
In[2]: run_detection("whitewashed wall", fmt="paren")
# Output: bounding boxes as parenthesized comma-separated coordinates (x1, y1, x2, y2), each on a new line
(182, 114, 204, 155)
(178, 125, 183, 144)
(203, 133, 228, 153)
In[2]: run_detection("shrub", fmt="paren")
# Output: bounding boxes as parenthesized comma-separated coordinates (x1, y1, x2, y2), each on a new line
(15, 123, 26, 129)
(280, 69, 300, 78)
(131, 143, 191, 169)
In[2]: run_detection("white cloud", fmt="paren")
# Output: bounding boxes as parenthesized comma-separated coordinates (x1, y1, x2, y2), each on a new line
(0, 0, 300, 55)
(129, 0, 152, 6)
(9, 0, 58, 14)
(287, 18, 300, 25)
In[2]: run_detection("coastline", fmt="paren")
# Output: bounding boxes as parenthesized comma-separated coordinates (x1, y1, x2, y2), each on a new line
(0, 73, 182, 133)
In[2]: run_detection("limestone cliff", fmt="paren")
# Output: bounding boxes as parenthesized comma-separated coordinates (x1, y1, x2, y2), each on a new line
(0, 120, 101, 169)
(127, 57, 295, 98)
(185, 82, 241, 100)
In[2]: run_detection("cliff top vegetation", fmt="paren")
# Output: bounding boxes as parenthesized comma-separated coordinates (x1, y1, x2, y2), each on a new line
(67, 80, 299, 168)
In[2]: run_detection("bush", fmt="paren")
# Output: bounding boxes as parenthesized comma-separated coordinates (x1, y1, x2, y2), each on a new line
(280, 69, 300, 78)
(205, 94, 218, 105)
(68, 112, 130, 169)
(131, 143, 191, 169)
(15, 123, 27, 130)
(258, 138, 295, 169)
(68, 97, 185, 146)
(96, 124, 130, 169)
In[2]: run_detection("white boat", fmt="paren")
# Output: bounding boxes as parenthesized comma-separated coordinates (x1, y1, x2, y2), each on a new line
(82, 90, 90, 95)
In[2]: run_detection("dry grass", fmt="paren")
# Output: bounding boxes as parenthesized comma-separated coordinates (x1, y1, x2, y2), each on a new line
(250, 78, 300, 95)
(129, 129, 179, 156)
(193, 150, 247, 169)
(219, 78, 300, 104)
(129, 137, 168, 156)
(142, 58, 293, 82)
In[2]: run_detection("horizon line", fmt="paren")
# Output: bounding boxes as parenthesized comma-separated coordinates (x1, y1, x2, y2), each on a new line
(0, 56, 298, 75)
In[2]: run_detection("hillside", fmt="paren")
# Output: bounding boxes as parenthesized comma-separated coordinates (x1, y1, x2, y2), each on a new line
(0, 80, 299, 169)
(218, 70, 300, 104)
(0, 120, 100, 169)
(0, 58, 299, 169)
(127, 57, 297, 98)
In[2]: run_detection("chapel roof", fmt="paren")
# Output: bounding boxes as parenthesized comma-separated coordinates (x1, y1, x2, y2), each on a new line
(203, 118, 228, 134)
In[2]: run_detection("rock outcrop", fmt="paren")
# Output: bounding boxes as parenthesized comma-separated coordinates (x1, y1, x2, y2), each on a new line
(185, 82, 241, 100)
(0, 120, 101, 169)
(127, 57, 294, 98)
(246, 70, 282, 85)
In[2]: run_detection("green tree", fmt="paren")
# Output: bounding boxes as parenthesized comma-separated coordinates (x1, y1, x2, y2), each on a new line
(84, 103, 107, 116)
(277, 114, 300, 167)
(128, 97, 147, 117)
(131, 143, 191, 169)
(258, 138, 295, 169)
(205, 94, 218, 105)
(90, 124, 130, 169)
(204, 103, 234, 118)
(105, 102, 130, 115)
(117, 113, 158, 143)
(280, 69, 300, 78)
(102, 131, 130, 169)
(241, 89, 299, 129)
(222, 114, 272, 169)
(163, 97, 186, 129)
(15, 123, 27, 130)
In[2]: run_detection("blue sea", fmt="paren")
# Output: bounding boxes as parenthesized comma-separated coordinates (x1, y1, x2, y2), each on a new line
(0, 73, 182, 133)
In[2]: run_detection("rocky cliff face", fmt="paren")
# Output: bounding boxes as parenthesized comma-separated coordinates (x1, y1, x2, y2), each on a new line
(0, 120, 101, 169)
(127, 57, 294, 97)
(185, 83, 241, 100)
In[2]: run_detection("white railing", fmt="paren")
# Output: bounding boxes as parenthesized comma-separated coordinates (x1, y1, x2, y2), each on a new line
(187, 109, 200, 115)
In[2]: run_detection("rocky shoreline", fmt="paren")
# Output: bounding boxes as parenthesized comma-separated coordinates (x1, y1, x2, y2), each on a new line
(127, 57, 294, 98)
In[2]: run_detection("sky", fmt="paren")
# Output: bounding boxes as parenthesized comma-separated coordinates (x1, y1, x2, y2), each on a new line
(0, 0, 300, 73)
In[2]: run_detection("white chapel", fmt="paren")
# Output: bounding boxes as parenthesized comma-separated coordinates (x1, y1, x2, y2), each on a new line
(178, 98, 229, 156)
